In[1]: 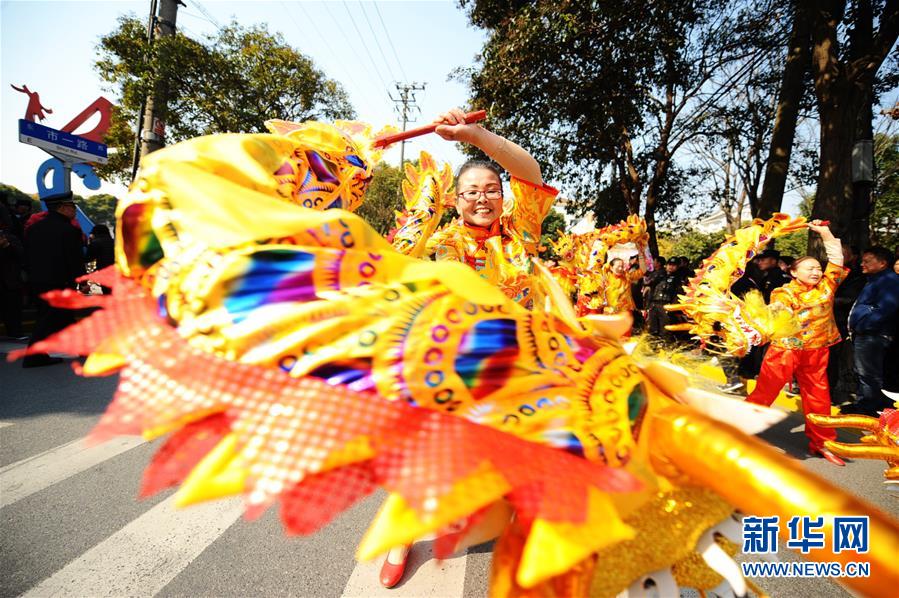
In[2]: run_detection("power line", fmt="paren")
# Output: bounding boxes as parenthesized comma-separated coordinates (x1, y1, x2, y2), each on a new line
(340, 1, 391, 92)
(189, 0, 221, 29)
(177, 21, 202, 39)
(282, 1, 367, 101)
(180, 10, 214, 29)
(372, 2, 408, 83)
(357, 1, 397, 83)
(320, 1, 392, 104)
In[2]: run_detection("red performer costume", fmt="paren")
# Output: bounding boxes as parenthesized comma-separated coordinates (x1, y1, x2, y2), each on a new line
(746, 221, 848, 464)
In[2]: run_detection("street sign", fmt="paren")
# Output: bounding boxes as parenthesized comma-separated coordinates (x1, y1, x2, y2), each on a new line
(18, 119, 108, 164)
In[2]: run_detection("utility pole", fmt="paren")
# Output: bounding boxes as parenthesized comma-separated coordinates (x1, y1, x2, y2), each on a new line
(130, 0, 158, 180)
(391, 82, 425, 168)
(135, 0, 182, 172)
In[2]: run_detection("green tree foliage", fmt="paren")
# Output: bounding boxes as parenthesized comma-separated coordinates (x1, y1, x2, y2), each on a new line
(538, 209, 568, 260)
(0, 183, 38, 211)
(657, 229, 726, 264)
(772, 230, 810, 259)
(95, 18, 355, 183)
(872, 132, 899, 248)
(79, 193, 118, 226)
(457, 0, 782, 254)
(357, 162, 406, 236)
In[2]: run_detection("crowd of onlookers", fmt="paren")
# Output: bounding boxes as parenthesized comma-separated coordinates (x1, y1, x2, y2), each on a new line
(0, 192, 114, 367)
(631, 243, 899, 418)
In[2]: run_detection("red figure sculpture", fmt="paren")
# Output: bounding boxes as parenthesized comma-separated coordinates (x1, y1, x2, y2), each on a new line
(11, 84, 53, 122)
(62, 97, 114, 143)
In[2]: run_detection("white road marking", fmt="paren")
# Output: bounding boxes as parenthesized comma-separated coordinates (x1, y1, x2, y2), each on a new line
(0, 421, 15, 428)
(341, 541, 468, 597)
(22, 495, 244, 598)
(0, 435, 145, 508)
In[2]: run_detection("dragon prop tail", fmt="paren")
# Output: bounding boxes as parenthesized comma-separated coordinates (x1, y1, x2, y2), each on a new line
(808, 410, 899, 487)
(651, 405, 899, 598)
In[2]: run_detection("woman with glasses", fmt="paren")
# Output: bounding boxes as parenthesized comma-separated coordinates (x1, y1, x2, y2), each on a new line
(391, 108, 558, 306)
(379, 109, 558, 587)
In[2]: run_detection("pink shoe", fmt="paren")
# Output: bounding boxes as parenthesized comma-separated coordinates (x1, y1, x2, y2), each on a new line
(379, 545, 411, 588)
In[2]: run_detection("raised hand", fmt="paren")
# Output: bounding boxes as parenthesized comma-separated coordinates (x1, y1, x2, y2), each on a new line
(434, 107, 479, 142)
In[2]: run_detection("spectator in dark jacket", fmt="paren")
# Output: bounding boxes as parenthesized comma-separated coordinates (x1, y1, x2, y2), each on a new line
(757, 249, 790, 302)
(86, 224, 115, 269)
(0, 204, 26, 338)
(646, 258, 684, 340)
(642, 256, 666, 307)
(22, 192, 85, 367)
(86, 224, 115, 294)
(843, 247, 899, 416)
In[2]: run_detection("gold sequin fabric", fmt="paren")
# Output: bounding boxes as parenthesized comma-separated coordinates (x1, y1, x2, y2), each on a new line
(589, 487, 733, 597)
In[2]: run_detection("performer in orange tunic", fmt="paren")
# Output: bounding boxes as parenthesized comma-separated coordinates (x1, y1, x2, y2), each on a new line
(599, 256, 646, 315)
(573, 216, 650, 318)
(382, 109, 557, 584)
(576, 255, 646, 318)
(745, 221, 848, 465)
(391, 108, 558, 306)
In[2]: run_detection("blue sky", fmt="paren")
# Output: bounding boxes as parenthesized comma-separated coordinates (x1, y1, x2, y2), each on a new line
(1, 0, 487, 197)
(4, 1, 895, 221)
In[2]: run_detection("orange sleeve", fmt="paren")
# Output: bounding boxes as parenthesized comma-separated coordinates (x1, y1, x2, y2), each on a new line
(504, 176, 559, 255)
(823, 261, 849, 293)
(770, 286, 792, 309)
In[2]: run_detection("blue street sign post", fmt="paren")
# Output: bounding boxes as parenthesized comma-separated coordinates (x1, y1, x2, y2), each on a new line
(19, 119, 108, 165)
(18, 119, 109, 233)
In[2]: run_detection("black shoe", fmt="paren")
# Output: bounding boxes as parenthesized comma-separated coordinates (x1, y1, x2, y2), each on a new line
(22, 355, 64, 368)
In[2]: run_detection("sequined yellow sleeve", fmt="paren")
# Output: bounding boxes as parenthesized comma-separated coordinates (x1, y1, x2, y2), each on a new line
(503, 177, 559, 254)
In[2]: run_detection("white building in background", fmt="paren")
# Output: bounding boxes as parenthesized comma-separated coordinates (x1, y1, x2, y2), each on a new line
(561, 202, 755, 237)
(568, 211, 598, 234)
(691, 204, 754, 234)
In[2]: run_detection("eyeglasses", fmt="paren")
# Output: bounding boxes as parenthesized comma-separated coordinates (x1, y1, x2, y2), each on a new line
(457, 189, 503, 202)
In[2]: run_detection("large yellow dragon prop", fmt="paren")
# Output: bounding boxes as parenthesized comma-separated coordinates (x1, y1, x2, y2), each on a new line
(666, 214, 808, 356)
(14, 121, 899, 597)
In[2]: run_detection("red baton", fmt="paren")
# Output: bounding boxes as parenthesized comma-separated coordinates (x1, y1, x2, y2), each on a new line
(372, 110, 487, 149)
